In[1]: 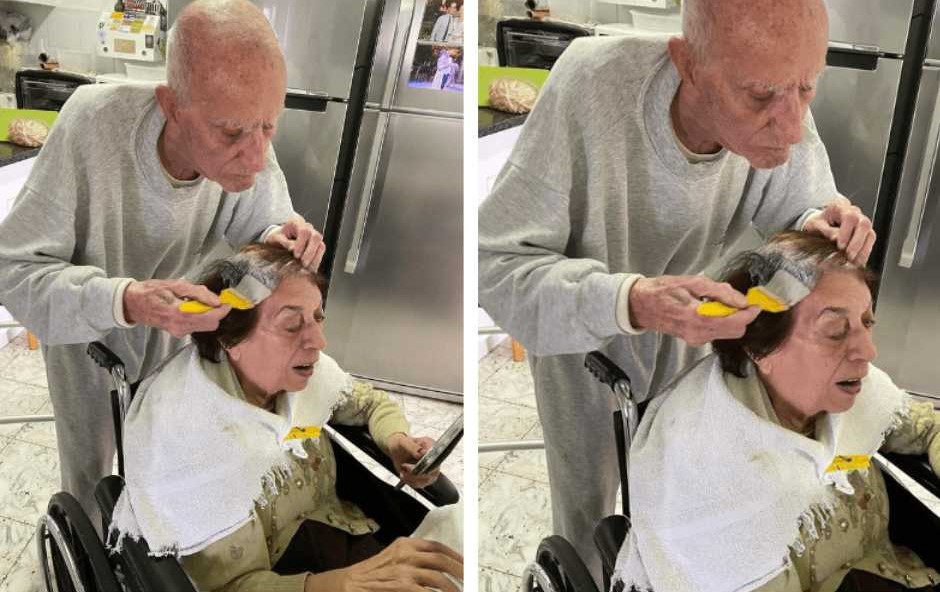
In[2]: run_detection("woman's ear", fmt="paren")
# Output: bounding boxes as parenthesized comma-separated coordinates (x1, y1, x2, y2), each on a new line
(750, 350, 773, 376)
(225, 341, 241, 362)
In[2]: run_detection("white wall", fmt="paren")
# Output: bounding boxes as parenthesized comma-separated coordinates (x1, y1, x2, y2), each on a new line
(0, 0, 122, 74)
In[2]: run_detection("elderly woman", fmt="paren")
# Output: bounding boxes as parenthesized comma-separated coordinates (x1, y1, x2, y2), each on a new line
(109, 243, 462, 592)
(614, 231, 940, 592)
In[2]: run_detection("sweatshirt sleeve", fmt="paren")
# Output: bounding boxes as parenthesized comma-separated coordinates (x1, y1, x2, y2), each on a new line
(751, 111, 839, 237)
(180, 517, 308, 592)
(478, 42, 634, 357)
(220, 147, 296, 248)
(882, 399, 940, 476)
(330, 381, 410, 455)
(0, 93, 131, 345)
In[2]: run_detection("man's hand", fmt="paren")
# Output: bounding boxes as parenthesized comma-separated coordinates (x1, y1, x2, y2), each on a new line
(264, 214, 325, 270)
(308, 537, 462, 592)
(387, 433, 440, 489)
(628, 276, 761, 347)
(123, 279, 231, 339)
(802, 197, 875, 265)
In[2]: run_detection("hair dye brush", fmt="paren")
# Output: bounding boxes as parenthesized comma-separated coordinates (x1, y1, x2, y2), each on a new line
(697, 251, 818, 317)
(178, 260, 274, 314)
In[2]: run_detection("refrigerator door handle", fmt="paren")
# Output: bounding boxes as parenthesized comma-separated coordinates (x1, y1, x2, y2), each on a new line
(344, 111, 391, 274)
(900, 67, 940, 269)
(379, 0, 417, 109)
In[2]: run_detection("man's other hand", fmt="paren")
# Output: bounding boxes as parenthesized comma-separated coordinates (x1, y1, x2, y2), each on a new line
(123, 279, 231, 338)
(802, 197, 875, 265)
(265, 214, 325, 270)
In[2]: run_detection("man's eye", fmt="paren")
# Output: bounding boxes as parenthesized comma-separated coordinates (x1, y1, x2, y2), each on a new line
(862, 318, 877, 329)
(223, 128, 242, 139)
(751, 92, 774, 103)
(285, 323, 302, 333)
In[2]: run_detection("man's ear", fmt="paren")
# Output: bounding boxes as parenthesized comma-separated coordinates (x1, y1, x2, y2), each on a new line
(668, 36, 696, 86)
(154, 84, 179, 124)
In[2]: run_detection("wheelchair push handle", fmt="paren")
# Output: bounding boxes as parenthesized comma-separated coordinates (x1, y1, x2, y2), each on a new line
(584, 351, 631, 392)
(87, 342, 124, 373)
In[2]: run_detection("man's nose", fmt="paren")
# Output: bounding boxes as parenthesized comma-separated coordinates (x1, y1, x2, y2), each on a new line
(771, 91, 806, 146)
(238, 129, 268, 173)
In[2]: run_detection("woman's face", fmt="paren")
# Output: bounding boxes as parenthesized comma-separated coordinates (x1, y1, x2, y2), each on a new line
(755, 270, 877, 418)
(227, 275, 327, 398)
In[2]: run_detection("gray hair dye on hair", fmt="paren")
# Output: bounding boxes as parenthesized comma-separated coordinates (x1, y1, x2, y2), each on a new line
(191, 243, 326, 362)
(712, 231, 873, 377)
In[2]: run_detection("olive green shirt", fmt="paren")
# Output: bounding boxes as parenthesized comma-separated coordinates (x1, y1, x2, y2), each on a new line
(179, 370, 410, 592)
(758, 400, 940, 592)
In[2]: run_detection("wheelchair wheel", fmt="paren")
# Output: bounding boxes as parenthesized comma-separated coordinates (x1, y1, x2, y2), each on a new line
(37, 492, 121, 592)
(520, 535, 600, 592)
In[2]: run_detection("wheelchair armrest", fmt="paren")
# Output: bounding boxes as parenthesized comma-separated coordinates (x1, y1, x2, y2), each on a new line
(882, 452, 940, 499)
(881, 453, 940, 573)
(329, 423, 460, 507)
(95, 476, 197, 592)
(594, 515, 630, 591)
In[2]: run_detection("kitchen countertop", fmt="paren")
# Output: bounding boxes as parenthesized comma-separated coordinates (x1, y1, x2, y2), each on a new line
(0, 142, 40, 167)
(479, 107, 528, 138)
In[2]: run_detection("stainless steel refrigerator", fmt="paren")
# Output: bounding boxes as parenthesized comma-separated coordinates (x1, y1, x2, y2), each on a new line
(869, 2, 940, 403)
(174, 0, 464, 400)
(814, 0, 939, 401)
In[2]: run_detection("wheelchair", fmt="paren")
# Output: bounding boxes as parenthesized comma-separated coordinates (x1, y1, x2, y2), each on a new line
(35, 341, 460, 592)
(521, 351, 940, 592)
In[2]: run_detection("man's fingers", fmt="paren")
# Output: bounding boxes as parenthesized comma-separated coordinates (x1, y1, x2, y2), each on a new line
(311, 241, 326, 270)
(856, 231, 876, 265)
(300, 232, 324, 269)
(688, 278, 749, 309)
(170, 282, 222, 307)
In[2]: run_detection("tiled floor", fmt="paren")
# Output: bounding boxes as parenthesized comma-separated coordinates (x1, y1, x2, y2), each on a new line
(476, 339, 940, 592)
(0, 332, 463, 590)
(478, 340, 548, 592)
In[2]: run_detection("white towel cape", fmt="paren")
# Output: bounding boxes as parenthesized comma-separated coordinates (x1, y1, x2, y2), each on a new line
(612, 355, 909, 592)
(108, 345, 353, 556)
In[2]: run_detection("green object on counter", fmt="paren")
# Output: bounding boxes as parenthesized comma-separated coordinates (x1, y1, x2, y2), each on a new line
(0, 109, 58, 142)
(478, 66, 550, 107)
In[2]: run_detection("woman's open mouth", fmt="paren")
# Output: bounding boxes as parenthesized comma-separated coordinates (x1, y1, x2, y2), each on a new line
(835, 378, 863, 395)
(292, 364, 315, 377)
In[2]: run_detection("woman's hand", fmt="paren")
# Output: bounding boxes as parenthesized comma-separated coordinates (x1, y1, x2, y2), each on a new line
(304, 537, 463, 592)
(387, 433, 440, 489)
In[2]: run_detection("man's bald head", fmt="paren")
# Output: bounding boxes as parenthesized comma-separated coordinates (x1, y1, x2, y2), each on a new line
(682, 0, 828, 64)
(166, 0, 285, 104)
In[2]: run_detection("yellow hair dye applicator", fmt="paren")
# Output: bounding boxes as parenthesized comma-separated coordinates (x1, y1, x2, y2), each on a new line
(178, 261, 273, 314)
(697, 251, 817, 317)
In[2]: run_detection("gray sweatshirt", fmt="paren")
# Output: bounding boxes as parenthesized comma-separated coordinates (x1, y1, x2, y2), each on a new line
(478, 35, 836, 399)
(0, 82, 294, 379)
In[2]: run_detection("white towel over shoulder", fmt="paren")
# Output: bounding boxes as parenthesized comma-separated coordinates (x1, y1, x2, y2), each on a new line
(109, 345, 352, 556)
(612, 355, 908, 592)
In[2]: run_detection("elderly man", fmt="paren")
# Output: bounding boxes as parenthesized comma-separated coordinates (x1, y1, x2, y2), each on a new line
(478, 0, 876, 582)
(0, 0, 322, 523)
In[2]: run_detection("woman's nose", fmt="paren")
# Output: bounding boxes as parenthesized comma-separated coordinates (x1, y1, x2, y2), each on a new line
(302, 322, 327, 351)
(849, 329, 877, 363)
